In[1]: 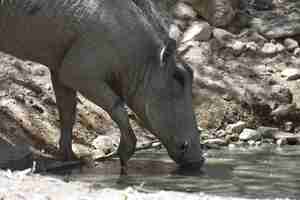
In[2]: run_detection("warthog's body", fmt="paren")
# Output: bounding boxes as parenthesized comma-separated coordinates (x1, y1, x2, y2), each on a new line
(0, 0, 204, 172)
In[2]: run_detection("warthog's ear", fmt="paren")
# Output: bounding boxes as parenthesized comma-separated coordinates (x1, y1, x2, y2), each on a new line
(160, 39, 177, 67)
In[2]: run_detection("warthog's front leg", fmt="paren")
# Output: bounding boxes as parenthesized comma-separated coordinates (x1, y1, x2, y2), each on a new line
(110, 99, 137, 174)
(58, 69, 137, 174)
(78, 83, 137, 174)
(50, 71, 77, 161)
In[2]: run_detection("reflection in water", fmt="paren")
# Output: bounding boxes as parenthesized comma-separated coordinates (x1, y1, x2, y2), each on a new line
(70, 146, 300, 199)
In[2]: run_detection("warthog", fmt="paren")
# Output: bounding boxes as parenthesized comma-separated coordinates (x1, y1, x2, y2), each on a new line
(0, 0, 204, 172)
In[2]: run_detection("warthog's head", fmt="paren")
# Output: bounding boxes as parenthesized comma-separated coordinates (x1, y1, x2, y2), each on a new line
(141, 39, 204, 168)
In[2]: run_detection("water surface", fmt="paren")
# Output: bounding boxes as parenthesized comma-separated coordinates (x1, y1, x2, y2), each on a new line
(71, 145, 300, 199)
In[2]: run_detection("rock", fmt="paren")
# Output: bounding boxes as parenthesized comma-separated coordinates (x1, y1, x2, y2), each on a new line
(230, 40, 245, 52)
(239, 128, 261, 141)
(251, 0, 274, 11)
(248, 140, 255, 146)
(273, 131, 296, 139)
(281, 68, 300, 81)
(92, 135, 116, 154)
(245, 42, 259, 51)
(213, 28, 236, 44)
(255, 141, 262, 146)
(276, 138, 288, 146)
(294, 47, 300, 56)
(270, 84, 293, 105)
(247, 31, 267, 44)
(250, 0, 300, 39)
(0, 138, 33, 171)
(215, 129, 226, 138)
(284, 121, 294, 132)
(225, 121, 247, 134)
(273, 132, 300, 145)
(271, 103, 297, 118)
(181, 21, 212, 42)
(173, 2, 197, 20)
(261, 42, 285, 54)
(258, 126, 279, 139)
(225, 134, 239, 143)
(169, 24, 183, 41)
(284, 38, 299, 51)
(181, 41, 211, 66)
(203, 138, 227, 146)
(182, 0, 239, 27)
(174, 19, 188, 30)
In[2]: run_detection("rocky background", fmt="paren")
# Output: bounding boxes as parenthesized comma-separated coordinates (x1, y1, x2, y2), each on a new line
(1, 0, 300, 170)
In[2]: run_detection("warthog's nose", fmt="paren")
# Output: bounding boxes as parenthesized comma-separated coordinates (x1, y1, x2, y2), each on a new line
(177, 140, 205, 169)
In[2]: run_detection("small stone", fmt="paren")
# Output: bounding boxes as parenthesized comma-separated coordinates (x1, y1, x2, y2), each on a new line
(284, 38, 299, 50)
(203, 138, 227, 146)
(239, 128, 261, 141)
(261, 42, 285, 54)
(276, 138, 287, 146)
(281, 68, 300, 81)
(225, 134, 239, 143)
(273, 131, 297, 140)
(258, 126, 279, 139)
(248, 140, 256, 146)
(92, 135, 115, 154)
(173, 2, 197, 20)
(181, 21, 212, 42)
(228, 143, 236, 149)
(271, 103, 297, 118)
(284, 121, 294, 132)
(255, 141, 262, 146)
(270, 84, 293, 104)
(225, 121, 247, 134)
(174, 19, 188, 30)
(213, 28, 236, 44)
(263, 138, 275, 144)
(215, 129, 226, 138)
(246, 42, 259, 51)
(294, 47, 300, 56)
(229, 40, 246, 52)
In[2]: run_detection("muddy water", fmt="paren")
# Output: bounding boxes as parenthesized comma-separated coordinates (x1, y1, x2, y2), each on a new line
(71, 146, 300, 199)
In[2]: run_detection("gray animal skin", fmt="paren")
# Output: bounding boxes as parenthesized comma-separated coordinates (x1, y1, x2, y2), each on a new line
(0, 0, 204, 172)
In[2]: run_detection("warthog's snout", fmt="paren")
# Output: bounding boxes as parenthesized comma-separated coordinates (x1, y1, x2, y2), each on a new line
(167, 138, 205, 169)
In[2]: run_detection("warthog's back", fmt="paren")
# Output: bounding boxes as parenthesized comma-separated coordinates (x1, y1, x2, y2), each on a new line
(0, 0, 162, 69)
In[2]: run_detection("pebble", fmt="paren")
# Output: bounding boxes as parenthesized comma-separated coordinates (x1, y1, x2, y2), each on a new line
(225, 121, 247, 134)
(203, 138, 227, 146)
(281, 68, 300, 81)
(173, 2, 197, 20)
(239, 128, 261, 141)
(92, 135, 115, 154)
(261, 42, 285, 54)
(284, 38, 299, 50)
(213, 28, 236, 44)
(181, 21, 212, 42)
(258, 126, 279, 139)
(271, 103, 297, 117)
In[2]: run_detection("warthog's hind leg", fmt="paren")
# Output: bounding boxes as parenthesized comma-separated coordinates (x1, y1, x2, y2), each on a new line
(50, 71, 77, 161)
